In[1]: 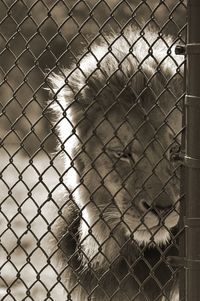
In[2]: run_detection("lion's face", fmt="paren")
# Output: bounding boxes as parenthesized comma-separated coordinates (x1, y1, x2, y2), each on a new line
(74, 85, 182, 246)
(51, 29, 184, 251)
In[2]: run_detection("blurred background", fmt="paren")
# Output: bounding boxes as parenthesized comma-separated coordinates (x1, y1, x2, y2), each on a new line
(0, 1, 186, 300)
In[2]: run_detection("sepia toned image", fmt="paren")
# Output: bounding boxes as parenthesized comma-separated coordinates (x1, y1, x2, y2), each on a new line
(1, 1, 199, 301)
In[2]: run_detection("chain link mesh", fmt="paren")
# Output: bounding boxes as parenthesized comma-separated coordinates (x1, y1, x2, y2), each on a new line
(0, 1, 187, 300)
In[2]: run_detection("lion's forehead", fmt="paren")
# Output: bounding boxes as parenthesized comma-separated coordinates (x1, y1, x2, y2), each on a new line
(93, 107, 181, 149)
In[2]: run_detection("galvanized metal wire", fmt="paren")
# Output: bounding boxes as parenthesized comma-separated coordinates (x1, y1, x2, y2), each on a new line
(0, 1, 187, 300)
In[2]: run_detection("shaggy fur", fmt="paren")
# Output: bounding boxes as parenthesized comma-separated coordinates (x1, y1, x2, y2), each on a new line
(49, 27, 184, 300)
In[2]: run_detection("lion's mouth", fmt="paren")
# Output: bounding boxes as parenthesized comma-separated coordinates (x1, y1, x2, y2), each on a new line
(135, 202, 179, 245)
(130, 206, 179, 245)
(122, 197, 179, 244)
(127, 199, 180, 232)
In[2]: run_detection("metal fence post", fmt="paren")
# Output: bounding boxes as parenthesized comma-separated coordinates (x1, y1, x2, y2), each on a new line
(185, 0, 200, 299)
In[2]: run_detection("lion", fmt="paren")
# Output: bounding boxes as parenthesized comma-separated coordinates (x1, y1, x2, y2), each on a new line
(49, 26, 184, 300)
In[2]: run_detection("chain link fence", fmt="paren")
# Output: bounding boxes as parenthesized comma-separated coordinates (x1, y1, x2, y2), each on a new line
(0, 1, 187, 300)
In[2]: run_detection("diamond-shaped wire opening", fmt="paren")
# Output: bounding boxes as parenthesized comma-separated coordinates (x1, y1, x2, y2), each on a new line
(0, 1, 187, 301)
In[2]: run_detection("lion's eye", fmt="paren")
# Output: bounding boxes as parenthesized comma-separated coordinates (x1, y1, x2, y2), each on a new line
(105, 147, 134, 163)
(113, 150, 132, 162)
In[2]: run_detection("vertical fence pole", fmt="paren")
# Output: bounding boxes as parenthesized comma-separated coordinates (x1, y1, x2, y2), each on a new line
(185, 0, 200, 300)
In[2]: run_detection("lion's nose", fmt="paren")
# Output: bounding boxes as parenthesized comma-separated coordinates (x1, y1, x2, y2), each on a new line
(153, 191, 174, 209)
(143, 183, 175, 213)
(141, 199, 174, 216)
(145, 182, 175, 210)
